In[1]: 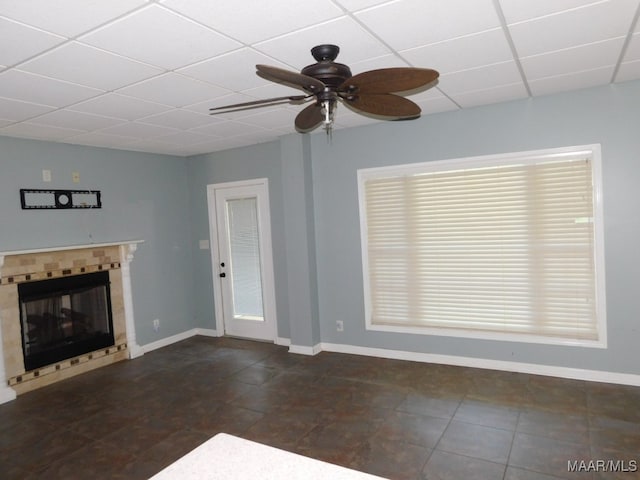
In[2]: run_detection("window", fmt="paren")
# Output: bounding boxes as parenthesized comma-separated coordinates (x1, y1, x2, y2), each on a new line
(358, 145, 606, 347)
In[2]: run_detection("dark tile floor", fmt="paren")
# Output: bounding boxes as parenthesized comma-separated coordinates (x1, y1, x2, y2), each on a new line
(1, 336, 639, 479)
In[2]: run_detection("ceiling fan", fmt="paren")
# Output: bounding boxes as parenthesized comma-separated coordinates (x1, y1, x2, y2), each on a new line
(209, 44, 439, 133)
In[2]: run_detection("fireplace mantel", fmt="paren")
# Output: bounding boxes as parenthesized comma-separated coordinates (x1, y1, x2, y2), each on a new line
(0, 240, 144, 259)
(0, 240, 144, 404)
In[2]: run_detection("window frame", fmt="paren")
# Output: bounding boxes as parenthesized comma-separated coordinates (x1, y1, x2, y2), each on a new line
(357, 144, 607, 348)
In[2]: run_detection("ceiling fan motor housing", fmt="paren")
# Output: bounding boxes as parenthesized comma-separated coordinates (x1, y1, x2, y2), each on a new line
(302, 44, 353, 91)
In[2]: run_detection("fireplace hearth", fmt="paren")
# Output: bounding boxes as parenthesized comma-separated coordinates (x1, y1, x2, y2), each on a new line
(19, 271, 115, 371)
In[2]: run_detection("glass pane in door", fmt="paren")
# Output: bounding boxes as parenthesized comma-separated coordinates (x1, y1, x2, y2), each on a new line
(227, 197, 264, 321)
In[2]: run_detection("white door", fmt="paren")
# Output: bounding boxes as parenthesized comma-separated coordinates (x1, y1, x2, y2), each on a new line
(207, 179, 277, 341)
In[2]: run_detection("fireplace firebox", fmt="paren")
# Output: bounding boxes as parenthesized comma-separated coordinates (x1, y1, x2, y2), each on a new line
(18, 271, 115, 371)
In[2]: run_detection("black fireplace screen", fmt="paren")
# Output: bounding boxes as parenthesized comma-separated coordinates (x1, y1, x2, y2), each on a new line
(18, 271, 115, 371)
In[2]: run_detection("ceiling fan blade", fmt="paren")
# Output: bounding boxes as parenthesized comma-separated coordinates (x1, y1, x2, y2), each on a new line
(339, 68, 439, 94)
(209, 95, 311, 114)
(342, 93, 421, 118)
(256, 65, 325, 93)
(295, 103, 324, 133)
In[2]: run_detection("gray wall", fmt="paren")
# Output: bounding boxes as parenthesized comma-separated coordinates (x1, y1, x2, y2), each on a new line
(187, 136, 321, 347)
(0, 137, 195, 345)
(310, 80, 640, 374)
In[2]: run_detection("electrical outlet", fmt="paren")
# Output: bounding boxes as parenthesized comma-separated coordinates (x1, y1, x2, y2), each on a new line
(336, 320, 344, 332)
(72, 171, 80, 183)
(42, 169, 51, 182)
(153, 319, 160, 332)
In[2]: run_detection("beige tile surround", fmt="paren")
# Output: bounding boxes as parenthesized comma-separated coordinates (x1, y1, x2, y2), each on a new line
(0, 242, 141, 397)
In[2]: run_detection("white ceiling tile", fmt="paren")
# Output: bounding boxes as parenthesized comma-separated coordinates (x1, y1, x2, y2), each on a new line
(623, 32, 640, 61)
(67, 131, 139, 148)
(19, 42, 163, 90)
(0, 0, 150, 37)
(355, 0, 500, 51)
(0, 96, 54, 121)
(334, 0, 394, 10)
(449, 82, 529, 108)
(161, 0, 344, 44)
(521, 37, 625, 80)
(26, 109, 123, 130)
(333, 109, 382, 128)
(401, 29, 513, 74)
(117, 73, 231, 108)
(509, 1, 639, 57)
(235, 108, 296, 130)
(255, 17, 390, 69)
(140, 109, 213, 129)
(69, 92, 171, 120)
(438, 61, 523, 95)
(98, 121, 180, 138)
(80, 5, 241, 70)
(528, 65, 613, 96)
(0, 17, 65, 66)
(152, 130, 215, 146)
(0, 70, 102, 107)
(410, 87, 460, 114)
(499, 0, 603, 24)
(0, 119, 13, 128)
(414, 94, 460, 115)
(0, 122, 85, 140)
(348, 54, 409, 73)
(615, 59, 640, 82)
(190, 120, 267, 138)
(179, 48, 283, 92)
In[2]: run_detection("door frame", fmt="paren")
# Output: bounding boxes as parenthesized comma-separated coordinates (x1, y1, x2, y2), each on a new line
(206, 178, 277, 341)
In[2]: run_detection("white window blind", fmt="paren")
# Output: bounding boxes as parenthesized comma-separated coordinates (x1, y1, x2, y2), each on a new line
(359, 148, 605, 345)
(227, 197, 264, 320)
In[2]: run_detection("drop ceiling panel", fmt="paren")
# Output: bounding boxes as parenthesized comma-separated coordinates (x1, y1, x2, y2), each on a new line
(69, 92, 171, 120)
(0, 70, 102, 107)
(1, 122, 85, 141)
(401, 29, 514, 74)
(179, 48, 285, 91)
(0, 0, 150, 37)
(529, 65, 614, 95)
(616, 59, 640, 82)
(449, 82, 529, 108)
(139, 109, 212, 129)
(499, 0, 604, 24)
(95, 121, 180, 139)
(117, 72, 231, 108)
(80, 5, 241, 70)
(26, 109, 123, 131)
(0, 97, 54, 122)
(521, 37, 624, 80)
(508, 0, 639, 57)
(255, 17, 389, 69)
(355, 0, 501, 51)
(19, 42, 163, 90)
(0, 17, 65, 66)
(160, 0, 344, 44)
(438, 61, 523, 95)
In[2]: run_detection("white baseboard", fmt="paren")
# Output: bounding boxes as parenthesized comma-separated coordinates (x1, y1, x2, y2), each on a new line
(142, 329, 200, 353)
(319, 342, 640, 387)
(289, 343, 322, 356)
(275, 337, 291, 347)
(194, 328, 219, 338)
(0, 385, 17, 405)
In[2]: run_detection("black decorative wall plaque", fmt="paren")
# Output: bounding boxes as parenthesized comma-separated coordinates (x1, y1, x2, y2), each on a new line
(20, 189, 102, 210)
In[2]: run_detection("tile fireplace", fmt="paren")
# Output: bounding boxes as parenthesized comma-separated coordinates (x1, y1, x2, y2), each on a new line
(0, 241, 143, 403)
